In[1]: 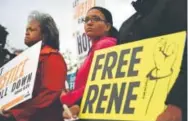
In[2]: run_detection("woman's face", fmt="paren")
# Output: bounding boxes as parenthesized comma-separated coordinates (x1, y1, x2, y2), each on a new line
(84, 9, 110, 40)
(24, 20, 42, 46)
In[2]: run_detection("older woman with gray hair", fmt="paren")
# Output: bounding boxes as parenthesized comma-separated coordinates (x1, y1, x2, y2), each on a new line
(0, 11, 67, 121)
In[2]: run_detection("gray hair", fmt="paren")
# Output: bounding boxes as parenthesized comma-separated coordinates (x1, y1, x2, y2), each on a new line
(28, 11, 60, 50)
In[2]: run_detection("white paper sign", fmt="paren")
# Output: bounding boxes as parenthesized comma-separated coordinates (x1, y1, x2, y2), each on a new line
(0, 41, 42, 111)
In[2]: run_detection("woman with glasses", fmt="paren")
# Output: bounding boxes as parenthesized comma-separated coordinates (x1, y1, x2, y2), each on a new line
(60, 6, 118, 119)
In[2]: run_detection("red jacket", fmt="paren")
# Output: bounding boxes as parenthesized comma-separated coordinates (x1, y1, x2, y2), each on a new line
(9, 46, 67, 121)
(60, 36, 117, 106)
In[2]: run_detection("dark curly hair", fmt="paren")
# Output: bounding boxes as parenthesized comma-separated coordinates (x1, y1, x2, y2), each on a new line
(0, 24, 8, 48)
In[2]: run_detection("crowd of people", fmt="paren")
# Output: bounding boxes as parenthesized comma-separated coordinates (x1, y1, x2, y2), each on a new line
(0, 0, 186, 121)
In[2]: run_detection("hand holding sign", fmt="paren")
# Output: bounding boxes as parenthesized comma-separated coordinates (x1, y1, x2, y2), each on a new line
(63, 104, 80, 121)
(156, 105, 182, 121)
(0, 109, 15, 121)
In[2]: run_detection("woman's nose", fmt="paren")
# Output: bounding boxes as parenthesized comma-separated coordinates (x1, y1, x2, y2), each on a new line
(86, 19, 93, 25)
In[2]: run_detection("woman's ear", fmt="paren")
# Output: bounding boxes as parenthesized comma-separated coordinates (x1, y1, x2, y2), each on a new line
(105, 23, 111, 32)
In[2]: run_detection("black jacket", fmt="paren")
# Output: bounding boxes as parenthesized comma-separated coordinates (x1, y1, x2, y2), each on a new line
(118, 0, 187, 120)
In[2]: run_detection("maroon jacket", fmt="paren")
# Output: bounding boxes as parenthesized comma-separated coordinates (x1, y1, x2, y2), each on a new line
(9, 46, 67, 121)
(60, 36, 117, 106)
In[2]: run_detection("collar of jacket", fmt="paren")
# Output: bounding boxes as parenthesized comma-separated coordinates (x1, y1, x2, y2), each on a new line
(40, 45, 58, 55)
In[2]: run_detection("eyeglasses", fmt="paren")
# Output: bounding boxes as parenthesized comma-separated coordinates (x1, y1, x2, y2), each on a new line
(83, 16, 107, 23)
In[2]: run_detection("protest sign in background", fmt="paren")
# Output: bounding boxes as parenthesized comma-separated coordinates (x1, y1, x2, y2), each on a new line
(73, 0, 95, 65)
(67, 72, 77, 90)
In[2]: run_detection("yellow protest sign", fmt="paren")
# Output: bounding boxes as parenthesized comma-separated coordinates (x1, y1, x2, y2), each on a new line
(79, 31, 186, 121)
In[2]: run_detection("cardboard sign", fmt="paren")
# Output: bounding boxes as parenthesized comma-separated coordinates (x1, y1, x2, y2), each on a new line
(0, 41, 41, 111)
(80, 31, 186, 121)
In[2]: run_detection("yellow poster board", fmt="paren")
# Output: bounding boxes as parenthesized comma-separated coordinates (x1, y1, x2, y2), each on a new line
(79, 31, 186, 121)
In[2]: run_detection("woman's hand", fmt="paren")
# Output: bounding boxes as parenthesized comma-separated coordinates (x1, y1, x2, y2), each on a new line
(63, 105, 80, 119)
(61, 89, 69, 97)
(0, 109, 16, 121)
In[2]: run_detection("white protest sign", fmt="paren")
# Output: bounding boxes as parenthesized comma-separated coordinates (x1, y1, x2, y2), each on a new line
(0, 41, 42, 111)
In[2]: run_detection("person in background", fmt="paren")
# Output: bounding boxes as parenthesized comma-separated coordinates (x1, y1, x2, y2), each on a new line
(61, 6, 118, 119)
(0, 24, 15, 67)
(0, 11, 67, 121)
(118, 0, 186, 121)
